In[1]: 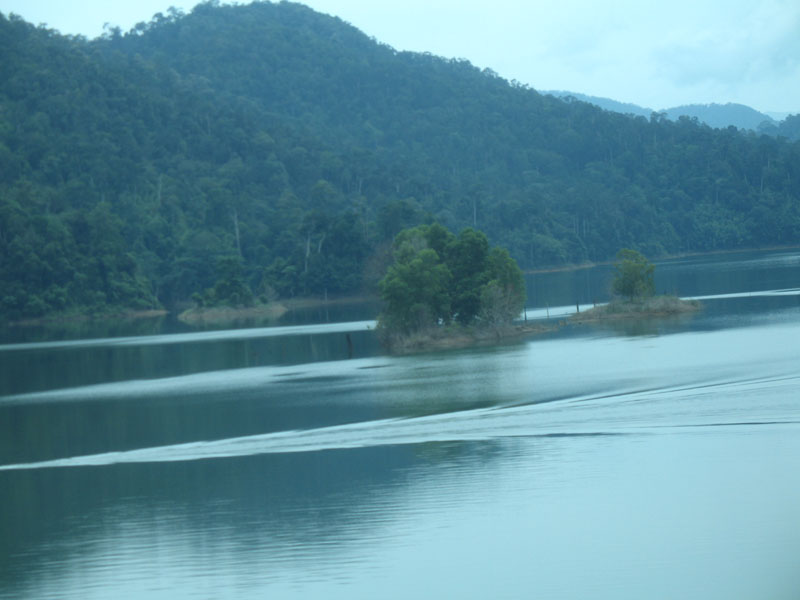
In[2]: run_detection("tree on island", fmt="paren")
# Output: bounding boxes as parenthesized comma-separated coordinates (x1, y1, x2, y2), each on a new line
(574, 248, 700, 321)
(377, 224, 526, 337)
(611, 248, 655, 301)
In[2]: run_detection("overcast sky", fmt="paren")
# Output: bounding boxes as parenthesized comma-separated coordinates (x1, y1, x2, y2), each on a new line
(2, 0, 798, 115)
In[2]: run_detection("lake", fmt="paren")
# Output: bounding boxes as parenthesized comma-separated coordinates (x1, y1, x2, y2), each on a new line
(1, 249, 799, 599)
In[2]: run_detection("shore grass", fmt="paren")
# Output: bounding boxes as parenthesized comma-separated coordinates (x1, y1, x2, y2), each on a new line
(177, 302, 288, 325)
(177, 294, 378, 325)
(378, 321, 553, 355)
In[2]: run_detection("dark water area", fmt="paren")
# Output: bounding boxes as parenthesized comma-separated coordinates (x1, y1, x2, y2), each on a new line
(1, 250, 800, 599)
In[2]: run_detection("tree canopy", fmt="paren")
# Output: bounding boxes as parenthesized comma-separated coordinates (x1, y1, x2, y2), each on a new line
(378, 224, 526, 334)
(612, 249, 655, 301)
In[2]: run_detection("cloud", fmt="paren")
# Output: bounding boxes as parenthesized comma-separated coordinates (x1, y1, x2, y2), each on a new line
(498, 0, 800, 112)
(653, 4, 800, 85)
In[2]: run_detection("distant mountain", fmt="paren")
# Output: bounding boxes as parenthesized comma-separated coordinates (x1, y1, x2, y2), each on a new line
(663, 103, 775, 131)
(1, 4, 799, 322)
(545, 92, 787, 133)
(544, 91, 653, 118)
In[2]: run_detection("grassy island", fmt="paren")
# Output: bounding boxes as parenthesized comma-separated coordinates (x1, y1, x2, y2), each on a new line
(178, 302, 288, 325)
(379, 322, 552, 354)
(572, 295, 701, 322)
(574, 249, 701, 322)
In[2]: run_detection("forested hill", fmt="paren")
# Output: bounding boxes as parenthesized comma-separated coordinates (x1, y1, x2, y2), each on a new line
(1, 2, 799, 322)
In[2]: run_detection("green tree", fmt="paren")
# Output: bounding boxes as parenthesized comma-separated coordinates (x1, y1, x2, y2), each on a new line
(444, 228, 490, 324)
(479, 247, 526, 324)
(378, 224, 525, 334)
(378, 248, 451, 333)
(612, 248, 655, 301)
(194, 256, 255, 307)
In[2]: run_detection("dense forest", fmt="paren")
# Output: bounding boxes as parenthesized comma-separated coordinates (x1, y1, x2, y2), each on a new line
(1, 1, 799, 322)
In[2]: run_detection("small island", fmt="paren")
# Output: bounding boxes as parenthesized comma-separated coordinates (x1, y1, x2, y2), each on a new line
(376, 223, 546, 353)
(572, 249, 701, 322)
(177, 256, 288, 325)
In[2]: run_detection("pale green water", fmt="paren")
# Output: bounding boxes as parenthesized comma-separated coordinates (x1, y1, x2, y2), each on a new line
(1, 250, 800, 599)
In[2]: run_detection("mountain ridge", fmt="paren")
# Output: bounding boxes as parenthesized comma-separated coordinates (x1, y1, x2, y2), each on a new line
(545, 90, 798, 137)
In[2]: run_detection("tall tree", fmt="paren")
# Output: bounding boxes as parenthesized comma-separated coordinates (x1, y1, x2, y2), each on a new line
(612, 249, 655, 301)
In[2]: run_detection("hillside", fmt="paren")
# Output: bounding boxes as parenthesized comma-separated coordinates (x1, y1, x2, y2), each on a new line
(1, 2, 799, 322)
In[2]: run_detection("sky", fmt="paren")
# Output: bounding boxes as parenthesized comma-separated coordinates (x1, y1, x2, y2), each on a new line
(2, 0, 798, 116)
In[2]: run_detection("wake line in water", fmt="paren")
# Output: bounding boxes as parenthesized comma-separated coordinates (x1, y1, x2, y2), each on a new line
(3, 373, 797, 471)
(686, 288, 800, 301)
(0, 406, 642, 471)
(523, 288, 800, 320)
(0, 320, 376, 353)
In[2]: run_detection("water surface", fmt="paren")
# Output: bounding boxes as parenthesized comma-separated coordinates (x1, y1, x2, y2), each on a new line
(1, 249, 800, 599)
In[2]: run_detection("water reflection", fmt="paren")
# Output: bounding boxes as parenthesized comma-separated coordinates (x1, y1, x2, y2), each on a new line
(1, 440, 512, 599)
(3, 426, 799, 600)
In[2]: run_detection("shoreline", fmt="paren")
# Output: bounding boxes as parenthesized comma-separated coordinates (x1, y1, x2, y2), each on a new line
(177, 303, 288, 324)
(5, 244, 793, 328)
(177, 295, 380, 325)
(379, 322, 555, 355)
(281, 294, 378, 310)
(3, 296, 379, 329)
(569, 295, 702, 322)
(382, 295, 703, 355)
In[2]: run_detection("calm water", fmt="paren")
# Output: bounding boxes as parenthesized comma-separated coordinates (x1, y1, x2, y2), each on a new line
(1, 250, 800, 599)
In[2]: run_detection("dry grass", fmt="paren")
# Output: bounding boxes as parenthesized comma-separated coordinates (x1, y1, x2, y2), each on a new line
(178, 302, 288, 324)
(379, 322, 552, 355)
(573, 295, 701, 322)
